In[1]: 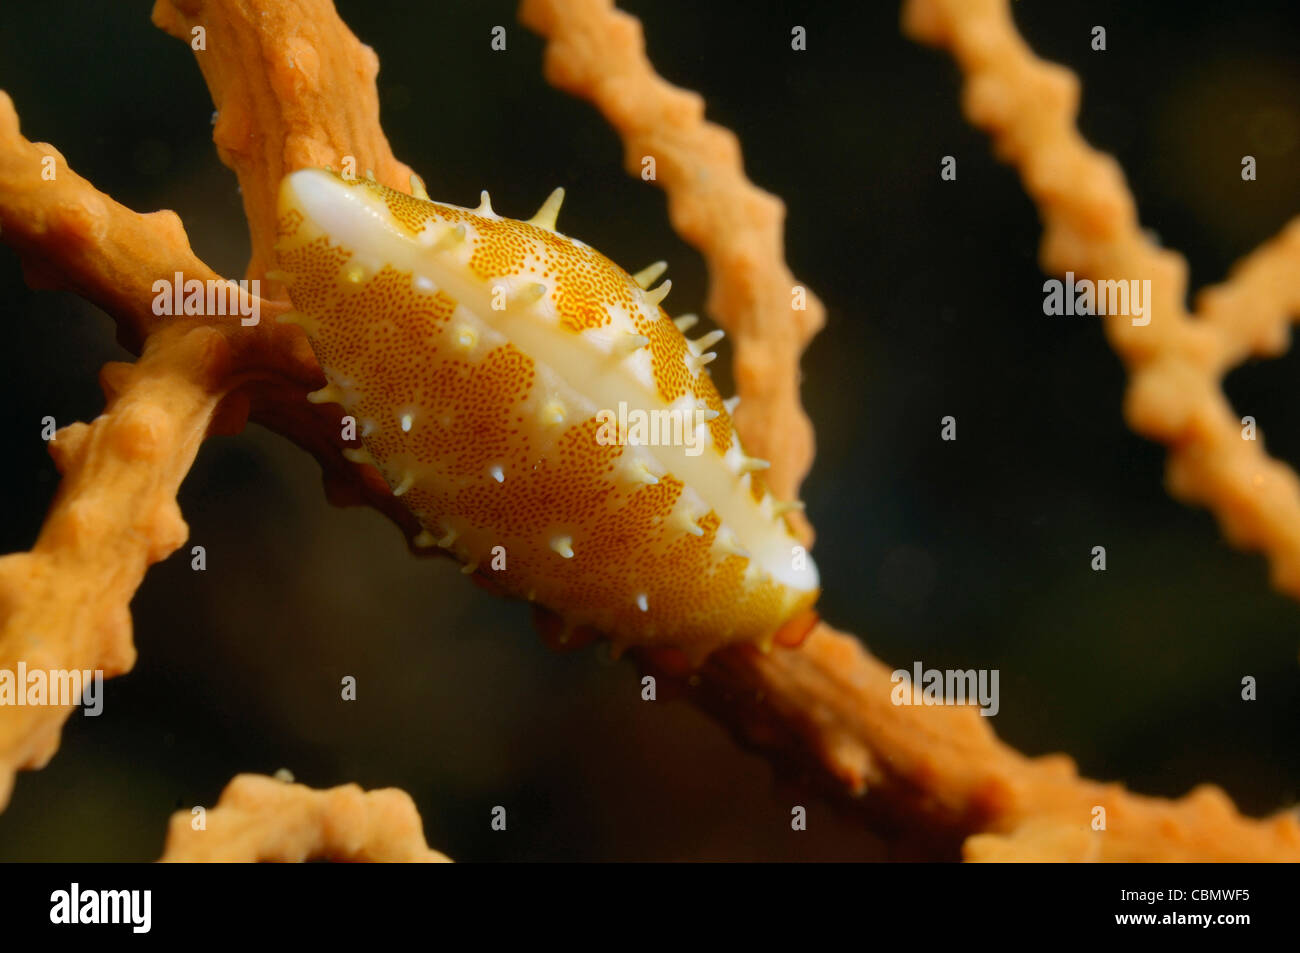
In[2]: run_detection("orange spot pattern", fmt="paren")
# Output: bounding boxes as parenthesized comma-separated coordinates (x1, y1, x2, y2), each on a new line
(332, 174, 733, 450)
(275, 171, 816, 653)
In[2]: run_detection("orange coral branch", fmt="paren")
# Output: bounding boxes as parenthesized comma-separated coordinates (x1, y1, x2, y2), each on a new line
(151, 0, 413, 287)
(0, 323, 230, 808)
(159, 773, 450, 861)
(0, 92, 221, 350)
(686, 625, 1300, 861)
(0, 0, 426, 808)
(902, 0, 1300, 599)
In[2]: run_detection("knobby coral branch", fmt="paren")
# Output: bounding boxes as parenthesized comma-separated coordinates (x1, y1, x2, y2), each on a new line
(686, 625, 1300, 860)
(902, 0, 1300, 599)
(0, 322, 230, 808)
(0, 91, 221, 351)
(0, 69, 423, 807)
(0, 0, 427, 810)
(152, 0, 414, 288)
(159, 773, 451, 861)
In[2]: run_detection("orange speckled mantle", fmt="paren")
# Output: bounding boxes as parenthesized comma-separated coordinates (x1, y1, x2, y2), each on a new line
(274, 169, 818, 654)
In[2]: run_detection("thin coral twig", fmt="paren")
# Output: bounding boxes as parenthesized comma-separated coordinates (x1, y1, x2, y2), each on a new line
(0, 323, 229, 807)
(902, 0, 1300, 598)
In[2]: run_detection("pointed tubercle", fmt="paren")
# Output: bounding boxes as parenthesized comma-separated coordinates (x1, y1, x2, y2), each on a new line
(631, 261, 667, 290)
(613, 332, 651, 358)
(690, 329, 725, 355)
(392, 470, 416, 496)
(307, 383, 345, 405)
(643, 279, 672, 307)
(529, 187, 565, 231)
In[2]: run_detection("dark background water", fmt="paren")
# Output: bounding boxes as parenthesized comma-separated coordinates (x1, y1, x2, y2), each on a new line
(1, 0, 1298, 860)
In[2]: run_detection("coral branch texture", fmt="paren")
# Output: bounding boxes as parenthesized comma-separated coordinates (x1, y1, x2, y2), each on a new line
(0, 0, 1296, 861)
(903, 0, 1300, 597)
(152, 0, 415, 288)
(0, 318, 227, 808)
(160, 774, 451, 862)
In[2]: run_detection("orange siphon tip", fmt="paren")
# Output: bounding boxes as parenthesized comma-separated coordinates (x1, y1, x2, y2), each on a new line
(772, 608, 820, 649)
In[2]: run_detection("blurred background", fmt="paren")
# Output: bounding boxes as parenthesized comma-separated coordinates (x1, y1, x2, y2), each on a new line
(1, 0, 1298, 861)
